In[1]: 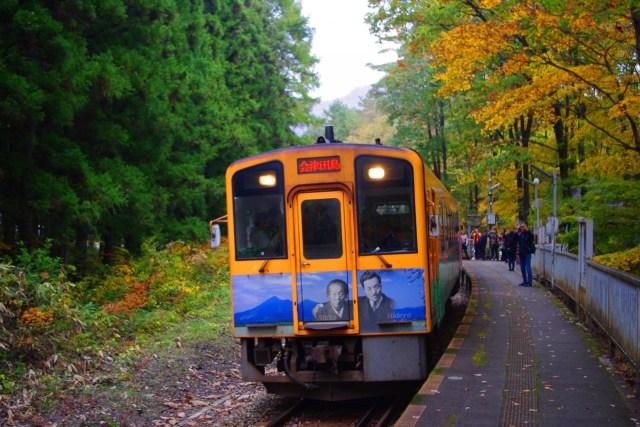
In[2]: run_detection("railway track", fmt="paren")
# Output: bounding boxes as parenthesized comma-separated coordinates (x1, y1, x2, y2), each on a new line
(354, 394, 413, 427)
(263, 394, 413, 427)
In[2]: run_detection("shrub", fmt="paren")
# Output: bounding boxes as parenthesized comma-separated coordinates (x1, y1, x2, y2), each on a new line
(593, 245, 640, 277)
(0, 242, 83, 365)
(90, 240, 228, 322)
(0, 239, 230, 400)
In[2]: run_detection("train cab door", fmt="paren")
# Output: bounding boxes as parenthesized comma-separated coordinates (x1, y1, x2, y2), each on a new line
(292, 190, 355, 331)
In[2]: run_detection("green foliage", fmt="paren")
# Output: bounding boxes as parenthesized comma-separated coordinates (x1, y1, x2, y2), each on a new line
(305, 95, 396, 146)
(0, 0, 318, 263)
(313, 100, 362, 141)
(553, 178, 640, 255)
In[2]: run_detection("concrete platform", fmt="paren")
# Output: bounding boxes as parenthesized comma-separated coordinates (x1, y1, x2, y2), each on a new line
(395, 260, 640, 426)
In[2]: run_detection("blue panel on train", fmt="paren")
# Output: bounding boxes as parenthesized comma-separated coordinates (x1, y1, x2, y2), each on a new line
(356, 268, 426, 333)
(232, 273, 293, 325)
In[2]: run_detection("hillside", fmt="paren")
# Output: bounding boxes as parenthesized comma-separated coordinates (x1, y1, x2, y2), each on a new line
(312, 86, 371, 116)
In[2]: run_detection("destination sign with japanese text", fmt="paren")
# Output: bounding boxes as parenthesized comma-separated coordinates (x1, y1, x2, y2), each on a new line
(297, 156, 341, 174)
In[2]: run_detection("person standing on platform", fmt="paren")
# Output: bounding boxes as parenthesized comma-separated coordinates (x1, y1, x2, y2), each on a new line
(488, 227, 499, 260)
(505, 229, 518, 271)
(471, 228, 481, 259)
(460, 229, 469, 260)
(477, 232, 488, 260)
(498, 229, 506, 261)
(517, 222, 535, 287)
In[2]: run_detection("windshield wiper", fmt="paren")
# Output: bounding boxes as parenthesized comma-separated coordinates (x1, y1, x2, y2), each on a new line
(361, 239, 393, 269)
(259, 235, 282, 273)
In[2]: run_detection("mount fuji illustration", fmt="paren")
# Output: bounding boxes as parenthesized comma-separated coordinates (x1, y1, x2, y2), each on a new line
(234, 296, 294, 325)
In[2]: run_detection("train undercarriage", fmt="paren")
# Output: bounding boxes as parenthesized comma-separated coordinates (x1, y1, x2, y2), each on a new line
(240, 334, 430, 401)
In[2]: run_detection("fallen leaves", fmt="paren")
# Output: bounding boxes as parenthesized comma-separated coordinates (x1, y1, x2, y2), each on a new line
(163, 401, 180, 409)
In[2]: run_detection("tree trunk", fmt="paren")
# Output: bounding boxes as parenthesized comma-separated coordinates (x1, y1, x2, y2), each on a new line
(514, 114, 533, 221)
(553, 103, 571, 198)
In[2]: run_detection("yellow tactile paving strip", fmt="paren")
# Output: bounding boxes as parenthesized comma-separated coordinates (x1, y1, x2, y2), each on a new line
(437, 352, 455, 369)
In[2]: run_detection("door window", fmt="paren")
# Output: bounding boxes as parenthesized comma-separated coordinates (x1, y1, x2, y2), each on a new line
(301, 198, 342, 259)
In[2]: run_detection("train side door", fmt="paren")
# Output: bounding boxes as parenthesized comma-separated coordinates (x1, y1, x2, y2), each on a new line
(293, 190, 355, 331)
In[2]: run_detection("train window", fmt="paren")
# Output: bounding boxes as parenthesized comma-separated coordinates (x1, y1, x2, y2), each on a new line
(232, 162, 286, 260)
(301, 198, 342, 259)
(355, 156, 417, 254)
(376, 202, 411, 215)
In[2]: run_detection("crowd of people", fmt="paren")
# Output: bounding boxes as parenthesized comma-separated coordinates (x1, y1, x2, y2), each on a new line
(461, 221, 536, 287)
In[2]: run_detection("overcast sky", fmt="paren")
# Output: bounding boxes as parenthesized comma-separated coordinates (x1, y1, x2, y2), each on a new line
(300, 0, 397, 102)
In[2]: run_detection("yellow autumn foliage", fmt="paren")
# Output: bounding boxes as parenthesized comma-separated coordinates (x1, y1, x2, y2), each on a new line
(577, 151, 640, 179)
(426, 0, 640, 156)
(433, 21, 520, 96)
(594, 246, 640, 277)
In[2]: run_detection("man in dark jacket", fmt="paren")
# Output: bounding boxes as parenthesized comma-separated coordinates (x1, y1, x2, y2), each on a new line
(488, 228, 499, 260)
(517, 222, 535, 286)
(476, 233, 488, 260)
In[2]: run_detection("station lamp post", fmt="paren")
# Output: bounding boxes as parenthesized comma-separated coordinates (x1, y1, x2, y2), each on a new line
(521, 177, 541, 243)
(487, 168, 501, 226)
(531, 164, 558, 290)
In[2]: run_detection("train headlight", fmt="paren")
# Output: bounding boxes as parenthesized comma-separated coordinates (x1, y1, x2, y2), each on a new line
(258, 173, 277, 187)
(368, 166, 385, 180)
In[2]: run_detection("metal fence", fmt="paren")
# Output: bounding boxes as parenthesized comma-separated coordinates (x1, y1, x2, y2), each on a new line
(533, 245, 640, 368)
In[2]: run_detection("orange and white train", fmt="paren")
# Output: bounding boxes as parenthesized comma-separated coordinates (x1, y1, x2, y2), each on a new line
(212, 127, 461, 400)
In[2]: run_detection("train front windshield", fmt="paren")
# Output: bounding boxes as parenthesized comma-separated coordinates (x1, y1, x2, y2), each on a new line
(231, 161, 286, 259)
(356, 156, 417, 254)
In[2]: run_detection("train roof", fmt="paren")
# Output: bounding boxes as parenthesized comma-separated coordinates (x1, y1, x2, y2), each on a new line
(228, 141, 423, 170)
